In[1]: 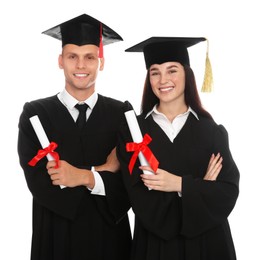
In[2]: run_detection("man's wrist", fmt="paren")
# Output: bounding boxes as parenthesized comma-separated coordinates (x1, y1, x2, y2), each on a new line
(81, 168, 95, 189)
(89, 167, 106, 196)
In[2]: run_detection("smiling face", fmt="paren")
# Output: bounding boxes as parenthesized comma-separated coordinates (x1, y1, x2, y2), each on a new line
(149, 61, 186, 108)
(58, 44, 104, 100)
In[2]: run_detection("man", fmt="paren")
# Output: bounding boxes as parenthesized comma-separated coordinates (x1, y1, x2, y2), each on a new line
(17, 14, 131, 260)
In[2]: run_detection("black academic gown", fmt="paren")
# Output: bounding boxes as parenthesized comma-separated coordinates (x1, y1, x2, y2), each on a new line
(18, 94, 132, 260)
(117, 113, 239, 260)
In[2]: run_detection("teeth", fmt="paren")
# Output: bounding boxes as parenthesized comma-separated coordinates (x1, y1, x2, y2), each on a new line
(74, 73, 88, 77)
(159, 87, 173, 92)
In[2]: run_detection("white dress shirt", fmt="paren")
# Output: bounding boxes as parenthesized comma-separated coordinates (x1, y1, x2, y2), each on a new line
(57, 89, 105, 195)
(146, 105, 199, 142)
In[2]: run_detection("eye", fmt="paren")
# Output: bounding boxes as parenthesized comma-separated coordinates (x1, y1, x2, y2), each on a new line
(86, 55, 95, 60)
(168, 69, 177, 74)
(68, 54, 76, 59)
(150, 71, 160, 76)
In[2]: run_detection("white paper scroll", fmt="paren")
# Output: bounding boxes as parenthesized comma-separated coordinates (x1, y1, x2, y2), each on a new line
(30, 115, 65, 189)
(124, 110, 153, 176)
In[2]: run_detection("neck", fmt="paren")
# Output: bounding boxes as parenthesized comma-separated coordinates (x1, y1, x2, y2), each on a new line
(157, 101, 188, 122)
(66, 86, 95, 102)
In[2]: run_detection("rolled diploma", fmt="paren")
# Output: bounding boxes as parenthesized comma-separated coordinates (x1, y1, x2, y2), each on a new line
(29, 115, 65, 189)
(124, 110, 153, 176)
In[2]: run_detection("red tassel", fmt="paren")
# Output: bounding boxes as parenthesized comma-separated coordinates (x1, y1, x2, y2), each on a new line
(98, 23, 103, 58)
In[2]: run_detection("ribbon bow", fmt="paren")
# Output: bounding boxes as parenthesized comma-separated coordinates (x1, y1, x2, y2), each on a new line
(28, 142, 60, 168)
(126, 134, 159, 174)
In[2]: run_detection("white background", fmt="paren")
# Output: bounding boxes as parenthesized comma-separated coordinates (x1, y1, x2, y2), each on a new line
(1, 0, 261, 259)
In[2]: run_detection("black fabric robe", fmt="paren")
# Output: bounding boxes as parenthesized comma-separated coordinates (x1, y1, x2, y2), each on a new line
(18, 94, 132, 260)
(117, 113, 239, 260)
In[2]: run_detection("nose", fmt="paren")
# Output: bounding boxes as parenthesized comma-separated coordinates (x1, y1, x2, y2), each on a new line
(159, 73, 169, 84)
(76, 58, 86, 69)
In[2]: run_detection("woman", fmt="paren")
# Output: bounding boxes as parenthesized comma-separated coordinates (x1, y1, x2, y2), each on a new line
(117, 37, 239, 260)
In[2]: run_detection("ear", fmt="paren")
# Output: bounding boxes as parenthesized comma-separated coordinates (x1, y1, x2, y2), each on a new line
(58, 54, 63, 69)
(99, 58, 105, 71)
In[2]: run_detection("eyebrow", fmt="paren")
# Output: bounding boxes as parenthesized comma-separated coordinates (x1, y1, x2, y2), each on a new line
(166, 64, 179, 69)
(150, 64, 179, 72)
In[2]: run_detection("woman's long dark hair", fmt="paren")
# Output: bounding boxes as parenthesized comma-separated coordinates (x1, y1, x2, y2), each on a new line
(140, 64, 212, 119)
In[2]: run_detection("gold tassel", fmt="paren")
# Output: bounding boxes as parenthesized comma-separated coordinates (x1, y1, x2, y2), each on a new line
(201, 39, 213, 92)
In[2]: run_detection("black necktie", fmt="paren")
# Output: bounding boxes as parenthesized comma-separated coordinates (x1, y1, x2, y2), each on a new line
(75, 103, 88, 130)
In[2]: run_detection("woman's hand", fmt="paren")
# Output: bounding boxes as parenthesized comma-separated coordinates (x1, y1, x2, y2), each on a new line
(204, 153, 223, 181)
(139, 166, 182, 192)
(139, 153, 223, 192)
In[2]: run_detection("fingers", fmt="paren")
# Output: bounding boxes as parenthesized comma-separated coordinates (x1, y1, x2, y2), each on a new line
(206, 153, 215, 172)
(141, 169, 182, 192)
(46, 160, 58, 170)
(46, 168, 61, 186)
(49, 172, 58, 180)
(210, 155, 223, 178)
(206, 153, 219, 171)
(204, 153, 223, 181)
(206, 153, 219, 174)
(111, 147, 117, 154)
(47, 167, 63, 186)
(140, 167, 159, 187)
(139, 165, 156, 174)
(141, 174, 161, 190)
(46, 160, 61, 180)
(209, 164, 222, 180)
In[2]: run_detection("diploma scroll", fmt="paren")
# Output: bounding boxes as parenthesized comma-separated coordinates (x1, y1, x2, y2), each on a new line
(124, 110, 154, 176)
(29, 115, 65, 189)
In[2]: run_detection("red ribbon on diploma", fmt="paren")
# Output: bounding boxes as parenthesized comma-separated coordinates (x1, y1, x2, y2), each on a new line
(28, 142, 60, 168)
(126, 134, 159, 174)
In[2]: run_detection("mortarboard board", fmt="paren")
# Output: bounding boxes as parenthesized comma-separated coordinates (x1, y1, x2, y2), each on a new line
(125, 37, 205, 68)
(125, 37, 213, 92)
(42, 14, 123, 58)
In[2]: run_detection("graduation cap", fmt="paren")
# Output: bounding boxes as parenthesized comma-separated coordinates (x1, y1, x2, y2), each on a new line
(125, 37, 213, 92)
(42, 14, 123, 58)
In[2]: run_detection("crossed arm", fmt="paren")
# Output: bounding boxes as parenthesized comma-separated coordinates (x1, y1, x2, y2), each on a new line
(46, 148, 119, 189)
(140, 153, 223, 192)
(46, 149, 222, 191)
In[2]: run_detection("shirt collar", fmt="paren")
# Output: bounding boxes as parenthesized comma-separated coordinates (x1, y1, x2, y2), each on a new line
(59, 89, 98, 110)
(145, 105, 199, 120)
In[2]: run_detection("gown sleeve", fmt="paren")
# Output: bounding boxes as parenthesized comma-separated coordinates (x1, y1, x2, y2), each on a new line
(97, 170, 131, 224)
(17, 102, 86, 220)
(94, 100, 131, 224)
(181, 124, 239, 238)
(117, 118, 182, 240)
(19, 100, 131, 224)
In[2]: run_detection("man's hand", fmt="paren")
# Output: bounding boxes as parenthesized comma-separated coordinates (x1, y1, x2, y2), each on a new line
(46, 160, 95, 188)
(95, 147, 120, 173)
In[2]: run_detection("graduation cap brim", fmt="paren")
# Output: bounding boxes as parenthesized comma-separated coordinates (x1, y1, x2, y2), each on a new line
(42, 14, 123, 47)
(125, 37, 206, 68)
